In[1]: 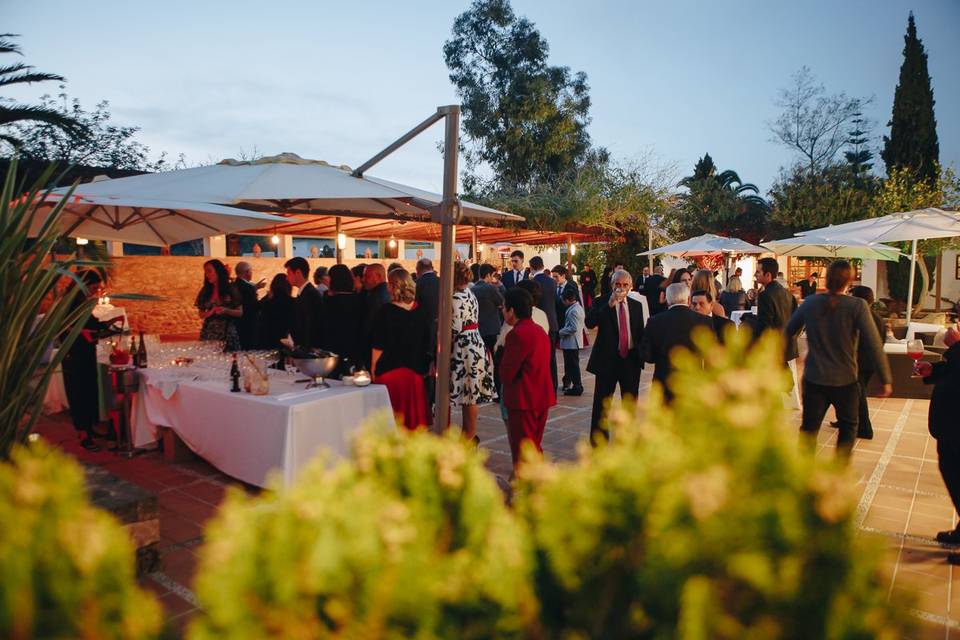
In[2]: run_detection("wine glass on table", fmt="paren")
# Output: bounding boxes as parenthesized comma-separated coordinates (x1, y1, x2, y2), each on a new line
(907, 338, 925, 378)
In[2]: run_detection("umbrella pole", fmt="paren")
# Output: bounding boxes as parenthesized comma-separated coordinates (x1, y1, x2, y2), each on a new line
(906, 238, 918, 325)
(433, 106, 460, 434)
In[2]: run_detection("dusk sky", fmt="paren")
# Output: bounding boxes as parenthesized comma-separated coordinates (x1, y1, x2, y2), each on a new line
(5, 0, 959, 195)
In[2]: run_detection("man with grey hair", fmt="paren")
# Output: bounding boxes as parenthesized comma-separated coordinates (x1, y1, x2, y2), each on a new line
(585, 269, 646, 444)
(234, 261, 264, 350)
(641, 283, 712, 402)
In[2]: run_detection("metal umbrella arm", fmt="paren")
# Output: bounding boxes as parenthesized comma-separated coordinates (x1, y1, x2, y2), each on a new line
(350, 105, 462, 434)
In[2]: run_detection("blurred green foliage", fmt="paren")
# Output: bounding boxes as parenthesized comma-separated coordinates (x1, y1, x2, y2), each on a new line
(189, 416, 537, 639)
(515, 328, 914, 639)
(0, 441, 161, 640)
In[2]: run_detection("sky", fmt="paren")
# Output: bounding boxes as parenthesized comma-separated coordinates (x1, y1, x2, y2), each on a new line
(5, 0, 959, 195)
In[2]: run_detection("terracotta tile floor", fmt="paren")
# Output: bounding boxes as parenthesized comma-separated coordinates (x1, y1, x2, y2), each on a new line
(35, 347, 958, 638)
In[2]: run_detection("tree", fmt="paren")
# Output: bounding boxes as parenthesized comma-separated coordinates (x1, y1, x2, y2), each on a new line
(770, 67, 868, 177)
(674, 153, 769, 244)
(0, 33, 86, 148)
(881, 12, 939, 185)
(767, 163, 879, 238)
(443, 0, 596, 191)
(7, 89, 177, 171)
(844, 111, 874, 181)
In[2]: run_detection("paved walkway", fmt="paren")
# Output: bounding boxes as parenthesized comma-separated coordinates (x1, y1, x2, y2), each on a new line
(34, 348, 958, 638)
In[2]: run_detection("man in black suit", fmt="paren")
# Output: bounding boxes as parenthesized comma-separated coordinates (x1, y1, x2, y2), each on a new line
(794, 272, 819, 299)
(361, 263, 391, 368)
(550, 264, 580, 321)
(415, 257, 440, 404)
(642, 266, 666, 316)
(641, 282, 712, 403)
(530, 256, 559, 389)
(501, 250, 529, 289)
(756, 257, 798, 362)
(284, 256, 322, 348)
(586, 269, 646, 444)
(234, 261, 264, 350)
(691, 289, 734, 343)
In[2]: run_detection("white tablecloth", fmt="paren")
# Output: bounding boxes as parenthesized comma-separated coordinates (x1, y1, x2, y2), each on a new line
(131, 369, 392, 488)
(730, 309, 754, 327)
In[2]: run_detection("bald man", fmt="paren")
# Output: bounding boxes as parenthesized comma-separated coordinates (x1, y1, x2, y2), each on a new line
(234, 261, 264, 350)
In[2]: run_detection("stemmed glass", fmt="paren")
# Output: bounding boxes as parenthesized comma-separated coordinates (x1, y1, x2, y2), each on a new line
(907, 338, 925, 378)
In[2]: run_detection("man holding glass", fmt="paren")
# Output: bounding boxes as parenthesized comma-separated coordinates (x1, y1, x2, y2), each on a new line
(586, 269, 645, 445)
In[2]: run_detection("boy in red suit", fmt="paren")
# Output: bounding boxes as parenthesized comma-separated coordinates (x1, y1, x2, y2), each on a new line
(500, 288, 556, 474)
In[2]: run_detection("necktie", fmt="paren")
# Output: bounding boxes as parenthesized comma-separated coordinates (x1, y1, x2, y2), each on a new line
(618, 302, 629, 358)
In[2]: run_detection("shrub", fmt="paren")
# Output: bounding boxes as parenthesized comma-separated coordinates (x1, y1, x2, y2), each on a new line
(515, 328, 914, 639)
(189, 415, 537, 639)
(0, 441, 161, 639)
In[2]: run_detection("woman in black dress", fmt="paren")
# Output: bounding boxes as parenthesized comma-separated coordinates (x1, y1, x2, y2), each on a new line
(195, 259, 242, 351)
(257, 274, 294, 349)
(319, 264, 366, 376)
(61, 270, 119, 451)
(370, 267, 431, 429)
(580, 264, 597, 310)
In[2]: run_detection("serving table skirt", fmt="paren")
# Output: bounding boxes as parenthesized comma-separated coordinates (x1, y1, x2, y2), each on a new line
(131, 371, 392, 488)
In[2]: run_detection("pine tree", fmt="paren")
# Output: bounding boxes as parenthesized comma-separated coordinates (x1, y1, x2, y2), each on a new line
(844, 111, 873, 180)
(881, 12, 939, 184)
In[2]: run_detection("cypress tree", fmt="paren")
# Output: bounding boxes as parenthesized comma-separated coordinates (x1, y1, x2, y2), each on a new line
(881, 12, 939, 184)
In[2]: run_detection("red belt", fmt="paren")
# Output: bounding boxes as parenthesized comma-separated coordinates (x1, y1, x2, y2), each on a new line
(462, 323, 479, 331)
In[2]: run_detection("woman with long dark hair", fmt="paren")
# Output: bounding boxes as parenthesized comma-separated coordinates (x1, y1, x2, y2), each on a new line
(786, 260, 892, 458)
(257, 274, 294, 349)
(195, 259, 242, 351)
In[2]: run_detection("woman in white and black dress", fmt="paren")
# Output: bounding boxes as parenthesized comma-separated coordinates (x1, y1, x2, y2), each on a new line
(450, 261, 494, 443)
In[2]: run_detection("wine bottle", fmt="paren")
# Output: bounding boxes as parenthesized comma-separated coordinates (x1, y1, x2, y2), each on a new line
(137, 331, 148, 368)
(230, 354, 241, 392)
(130, 333, 140, 367)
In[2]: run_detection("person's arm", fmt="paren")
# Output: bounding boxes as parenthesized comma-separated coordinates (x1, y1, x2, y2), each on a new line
(784, 300, 805, 339)
(640, 322, 655, 364)
(585, 295, 607, 329)
(558, 309, 576, 337)
(500, 327, 531, 384)
(756, 290, 775, 332)
(215, 305, 243, 318)
(370, 348, 382, 381)
(855, 302, 892, 393)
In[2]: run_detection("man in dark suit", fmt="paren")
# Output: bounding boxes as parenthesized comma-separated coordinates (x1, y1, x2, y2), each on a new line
(284, 256, 322, 348)
(586, 269, 646, 444)
(641, 282, 713, 403)
(550, 264, 580, 321)
(642, 266, 666, 316)
(756, 257, 798, 362)
(691, 289, 734, 343)
(794, 272, 819, 299)
(917, 327, 960, 548)
(415, 258, 440, 403)
(234, 261, 264, 350)
(501, 250, 529, 289)
(530, 256, 559, 389)
(361, 263, 391, 368)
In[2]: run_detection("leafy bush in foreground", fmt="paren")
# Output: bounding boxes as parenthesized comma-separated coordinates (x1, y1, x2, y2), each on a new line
(515, 329, 913, 639)
(189, 416, 536, 639)
(0, 442, 160, 640)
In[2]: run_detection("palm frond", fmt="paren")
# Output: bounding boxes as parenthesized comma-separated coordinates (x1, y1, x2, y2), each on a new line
(0, 105, 87, 135)
(0, 33, 22, 55)
(0, 68, 65, 87)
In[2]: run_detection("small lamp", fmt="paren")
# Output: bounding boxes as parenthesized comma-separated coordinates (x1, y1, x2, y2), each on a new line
(337, 232, 347, 250)
(76, 237, 89, 246)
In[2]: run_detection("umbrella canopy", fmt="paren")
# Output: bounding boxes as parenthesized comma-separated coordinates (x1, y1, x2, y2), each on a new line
(31, 193, 289, 246)
(638, 233, 766, 257)
(795, 208, 960, 243)
(51, 153, 522, 226)
(762, 236, 902, 261)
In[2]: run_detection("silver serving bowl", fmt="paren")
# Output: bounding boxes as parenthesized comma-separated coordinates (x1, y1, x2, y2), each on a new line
(292, 350, 339, 389)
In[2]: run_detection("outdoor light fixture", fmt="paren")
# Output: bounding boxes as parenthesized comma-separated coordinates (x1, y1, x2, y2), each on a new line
(337, 232, 347, 250)
(569, 242, 577, 256)
(388, 235, 397, 249)
(76, 237, 89, 246)
(271, 232, 280, 246)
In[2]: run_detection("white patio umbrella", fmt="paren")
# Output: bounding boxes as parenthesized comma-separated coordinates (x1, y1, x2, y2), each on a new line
(639, 233, 767, 285)
(762, 236, 902, 261)
(638, 233, 766, 257)
(31, 193, 289, 246)
(52, 153, 522, 226)
(795, 208, 960, 322)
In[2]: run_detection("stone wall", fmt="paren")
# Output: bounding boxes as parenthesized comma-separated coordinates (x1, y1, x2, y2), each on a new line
(107, 256, 419, 337)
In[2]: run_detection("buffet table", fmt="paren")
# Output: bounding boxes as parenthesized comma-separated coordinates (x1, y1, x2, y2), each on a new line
(131, 368, 392, 488)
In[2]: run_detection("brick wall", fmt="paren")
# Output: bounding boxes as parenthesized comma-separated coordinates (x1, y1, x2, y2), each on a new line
(106, 256, 419, 337)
